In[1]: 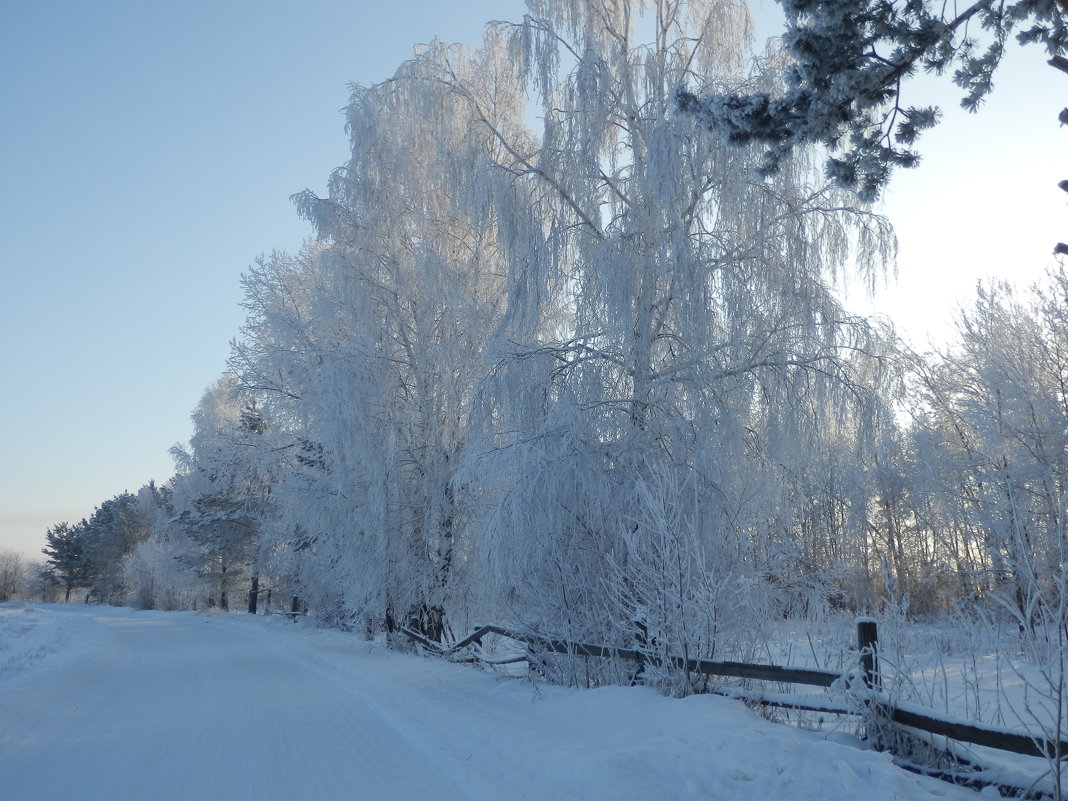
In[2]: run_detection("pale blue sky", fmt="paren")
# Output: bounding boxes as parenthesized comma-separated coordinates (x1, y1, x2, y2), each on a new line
(0, 1, 1063, 558)
(0, 0, 526, 557)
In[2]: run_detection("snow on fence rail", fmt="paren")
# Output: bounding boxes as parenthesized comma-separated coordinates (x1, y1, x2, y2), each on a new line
(400, 621, 1068, 762)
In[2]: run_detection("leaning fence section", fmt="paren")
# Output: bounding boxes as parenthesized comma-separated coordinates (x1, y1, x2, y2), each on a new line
(400, 618, 1068, 795)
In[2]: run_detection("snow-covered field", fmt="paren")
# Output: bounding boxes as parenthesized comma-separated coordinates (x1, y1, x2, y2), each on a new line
(0, 603, 992, 801)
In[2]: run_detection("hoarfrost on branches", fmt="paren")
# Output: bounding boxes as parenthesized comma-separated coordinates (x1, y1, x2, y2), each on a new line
(433, 0, 900, 658)
(218, 0, 902, 654)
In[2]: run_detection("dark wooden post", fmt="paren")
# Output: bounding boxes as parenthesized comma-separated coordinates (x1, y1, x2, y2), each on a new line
(857, 618, 880, 690)
(630, 619, 648, 686)
(248, 576, 259, 614)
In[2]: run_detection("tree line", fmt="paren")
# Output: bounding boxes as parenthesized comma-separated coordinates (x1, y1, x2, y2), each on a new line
(33, 0, 1068, 668)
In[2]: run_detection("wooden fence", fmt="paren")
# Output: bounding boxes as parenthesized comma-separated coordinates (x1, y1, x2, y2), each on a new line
(401, 619, 1068, 768)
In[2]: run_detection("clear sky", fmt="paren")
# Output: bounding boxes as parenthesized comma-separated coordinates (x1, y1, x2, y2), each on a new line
(0, 1, 1063, 560)
(871, 39, 1065, 348)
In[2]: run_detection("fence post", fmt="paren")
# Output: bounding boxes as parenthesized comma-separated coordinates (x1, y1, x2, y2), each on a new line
(630, 619, 648, 686)
(856, 618, 880, 691)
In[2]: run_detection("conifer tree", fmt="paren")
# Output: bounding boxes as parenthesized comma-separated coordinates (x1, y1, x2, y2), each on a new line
(680, 0, 1068, 199)
(43, 522, 89, 602)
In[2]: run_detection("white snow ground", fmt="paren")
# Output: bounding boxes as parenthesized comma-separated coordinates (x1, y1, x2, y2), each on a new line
(0, 603, 989, 801)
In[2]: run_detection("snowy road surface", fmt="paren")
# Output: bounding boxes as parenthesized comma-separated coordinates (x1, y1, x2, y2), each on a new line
(1, 604, 982, 801)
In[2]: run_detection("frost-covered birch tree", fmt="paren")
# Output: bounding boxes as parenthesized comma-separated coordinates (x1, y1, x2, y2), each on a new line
(420, 0, 902, 665)
(910, 267, 1068, 631)
(228, 245, 328, 616)
(119, 482, 208, 611)
(169, 375, 275, 611)
(218, 0, 904, 658)
(234, 54, 516, 635)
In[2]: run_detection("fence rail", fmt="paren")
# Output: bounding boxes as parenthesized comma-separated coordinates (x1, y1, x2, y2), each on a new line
(441, 624, 844, 687)
(400, 620, 1068, 763)
(883, 703, 1068, 759)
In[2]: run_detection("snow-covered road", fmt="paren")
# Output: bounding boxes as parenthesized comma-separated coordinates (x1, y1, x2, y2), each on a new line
(0, 604, 982, 800)
(1, 605, 475, 800)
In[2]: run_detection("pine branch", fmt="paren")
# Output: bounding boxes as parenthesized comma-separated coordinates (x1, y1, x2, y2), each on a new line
(1049, 55, 1068, 76)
